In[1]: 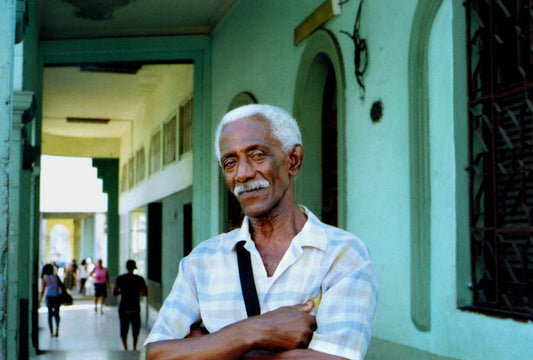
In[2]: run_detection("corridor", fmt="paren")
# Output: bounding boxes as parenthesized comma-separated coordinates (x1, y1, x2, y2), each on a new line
(32, 294, 151, 360)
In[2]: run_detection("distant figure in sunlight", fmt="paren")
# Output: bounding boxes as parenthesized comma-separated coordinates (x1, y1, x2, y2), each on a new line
(64, 261, 76, 293)
(113, 259, 148, 351)
(39, 263, 62, 337)
(78, 258, 89, 295)
(90, 258, 110, 314)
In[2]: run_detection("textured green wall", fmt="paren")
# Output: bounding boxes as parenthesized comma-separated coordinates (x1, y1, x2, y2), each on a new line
(208, 1, 533, 359)
(1, 5, 16, 359)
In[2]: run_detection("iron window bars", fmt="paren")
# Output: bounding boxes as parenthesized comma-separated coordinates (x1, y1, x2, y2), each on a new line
(467, 0, 533, 319)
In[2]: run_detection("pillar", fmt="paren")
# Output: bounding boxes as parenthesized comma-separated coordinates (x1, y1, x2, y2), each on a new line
(92, 159, 119, 277)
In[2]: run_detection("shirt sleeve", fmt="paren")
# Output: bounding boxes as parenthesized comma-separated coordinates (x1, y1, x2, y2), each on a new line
(308, 239, 378, 360)
(144, 257, 201, 346)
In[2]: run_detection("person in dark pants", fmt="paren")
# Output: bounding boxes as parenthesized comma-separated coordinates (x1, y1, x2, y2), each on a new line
(39, 263, 62, 337)
(113, 259, 148, 351)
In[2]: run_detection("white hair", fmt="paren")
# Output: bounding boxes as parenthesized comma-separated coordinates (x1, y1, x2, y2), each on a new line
(214, 104, 303, 161)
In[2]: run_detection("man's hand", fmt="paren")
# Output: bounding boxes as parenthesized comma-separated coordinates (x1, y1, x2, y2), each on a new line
(146, 301, 317, 360)
(247, 300, 316, 352)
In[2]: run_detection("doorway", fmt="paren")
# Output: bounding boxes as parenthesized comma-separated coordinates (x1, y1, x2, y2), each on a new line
(294, 30, 346, 227)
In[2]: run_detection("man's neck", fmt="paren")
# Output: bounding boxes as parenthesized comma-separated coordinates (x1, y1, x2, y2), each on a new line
(248, 203, 307, 276)
(249, 205, 305, 241)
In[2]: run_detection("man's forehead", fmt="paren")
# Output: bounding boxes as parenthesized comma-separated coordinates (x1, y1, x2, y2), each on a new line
(220, 116, 272, 139)
(219, 116, 280, 154)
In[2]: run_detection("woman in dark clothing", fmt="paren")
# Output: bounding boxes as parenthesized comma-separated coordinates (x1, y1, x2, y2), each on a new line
(39, 263, 62, 337)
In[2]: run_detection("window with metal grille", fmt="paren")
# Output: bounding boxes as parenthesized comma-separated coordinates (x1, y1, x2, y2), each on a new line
(467, 0, 533, 319)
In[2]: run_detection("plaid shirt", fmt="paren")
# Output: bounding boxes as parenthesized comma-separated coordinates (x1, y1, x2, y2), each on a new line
(145, 207, 377, 360)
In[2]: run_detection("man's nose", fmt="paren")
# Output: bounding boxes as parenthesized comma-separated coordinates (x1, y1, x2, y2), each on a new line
(235, 158, 255, 183)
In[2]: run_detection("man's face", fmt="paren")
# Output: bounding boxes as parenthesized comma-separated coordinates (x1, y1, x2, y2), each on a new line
(219, 116, 292, 218)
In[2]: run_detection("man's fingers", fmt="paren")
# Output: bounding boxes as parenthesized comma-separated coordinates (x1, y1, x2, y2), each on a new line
(298, 300, 314, 313)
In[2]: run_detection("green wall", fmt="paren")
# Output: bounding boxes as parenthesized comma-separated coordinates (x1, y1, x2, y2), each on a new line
(16, 0, 533, 359)
(207, 0, 533, 359)
(161, 187, 192, 301)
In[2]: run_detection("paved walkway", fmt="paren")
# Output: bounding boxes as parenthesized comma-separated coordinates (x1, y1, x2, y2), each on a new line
(31, 294, 151, 360)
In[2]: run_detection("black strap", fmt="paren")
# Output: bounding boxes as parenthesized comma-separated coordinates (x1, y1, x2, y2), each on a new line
(236, 241, 261, 317)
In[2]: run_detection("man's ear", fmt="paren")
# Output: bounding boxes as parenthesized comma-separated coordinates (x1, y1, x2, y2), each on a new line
(288, 144, 304, 176)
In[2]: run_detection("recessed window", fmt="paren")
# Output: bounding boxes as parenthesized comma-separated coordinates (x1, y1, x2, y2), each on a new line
(179, 96, 193, 156)
(128, 157, 135, 189)
(135, 147, 146, 183)
(163, 115, 177, 166)
(149, 129, 161, 175)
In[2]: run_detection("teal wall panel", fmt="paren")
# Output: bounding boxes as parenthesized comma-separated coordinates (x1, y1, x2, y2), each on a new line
(161, 187, 192, 300)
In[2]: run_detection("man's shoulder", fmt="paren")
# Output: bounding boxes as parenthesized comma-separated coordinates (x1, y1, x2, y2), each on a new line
(308, 214, 371, 257)
(305, 209, 360, 240)
(324, 226, 372, 263)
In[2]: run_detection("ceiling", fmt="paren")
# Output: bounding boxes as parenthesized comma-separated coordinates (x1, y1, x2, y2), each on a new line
(39, 0, 239, 142)
(43, 64, 178, 139)
(38, 0, 239, 40)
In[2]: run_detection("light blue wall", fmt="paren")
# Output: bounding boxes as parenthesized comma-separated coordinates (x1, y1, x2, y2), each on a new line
(208, 0, 533, 359)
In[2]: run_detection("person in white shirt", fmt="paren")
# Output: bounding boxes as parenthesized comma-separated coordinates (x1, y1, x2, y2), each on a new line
(78, 258, 89, 295)
(145, 104, 378, 360)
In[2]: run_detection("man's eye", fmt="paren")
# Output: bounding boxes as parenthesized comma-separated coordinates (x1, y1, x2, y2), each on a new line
(223, 160, 236, 171)
(250, 152, 265, 161)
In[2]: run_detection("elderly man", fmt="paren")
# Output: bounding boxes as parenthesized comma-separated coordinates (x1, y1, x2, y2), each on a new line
(145, 104, 377, 360)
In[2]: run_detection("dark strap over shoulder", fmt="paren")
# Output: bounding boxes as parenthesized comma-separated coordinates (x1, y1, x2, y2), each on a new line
(236, 241, 261, 317)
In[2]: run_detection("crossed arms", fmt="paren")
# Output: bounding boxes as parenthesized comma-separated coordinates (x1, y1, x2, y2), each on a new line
(145, 226, 377, 360)
(146, 301, 348, 360)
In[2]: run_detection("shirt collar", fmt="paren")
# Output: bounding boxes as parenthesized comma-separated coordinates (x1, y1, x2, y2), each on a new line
(230, 206, 327, 252)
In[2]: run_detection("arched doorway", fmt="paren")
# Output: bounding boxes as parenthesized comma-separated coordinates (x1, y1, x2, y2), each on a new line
(222, 92, 258, 231)
(294, 30, 346, 227)
(49, 224, 72, 266)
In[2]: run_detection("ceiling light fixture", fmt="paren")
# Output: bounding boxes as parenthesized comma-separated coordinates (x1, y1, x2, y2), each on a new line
(66, 117, 110, 124)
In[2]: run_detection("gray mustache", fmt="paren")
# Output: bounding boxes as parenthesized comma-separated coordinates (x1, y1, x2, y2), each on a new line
(234, 180, 270, 196)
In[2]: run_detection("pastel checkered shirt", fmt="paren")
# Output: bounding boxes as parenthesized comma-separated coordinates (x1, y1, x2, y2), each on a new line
(145, 207, 378, 360)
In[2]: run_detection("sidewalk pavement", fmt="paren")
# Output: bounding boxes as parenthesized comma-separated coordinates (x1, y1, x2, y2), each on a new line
(31, 292, 151, 360)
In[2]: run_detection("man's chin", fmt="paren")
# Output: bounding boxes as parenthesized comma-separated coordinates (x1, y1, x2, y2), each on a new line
(239, 201, 271, 219)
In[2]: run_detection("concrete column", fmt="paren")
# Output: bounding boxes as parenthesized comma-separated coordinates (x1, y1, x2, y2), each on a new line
(82, 215, 95, 260)
(10, 91, 35, 360)
(0, 2, 16, 359)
